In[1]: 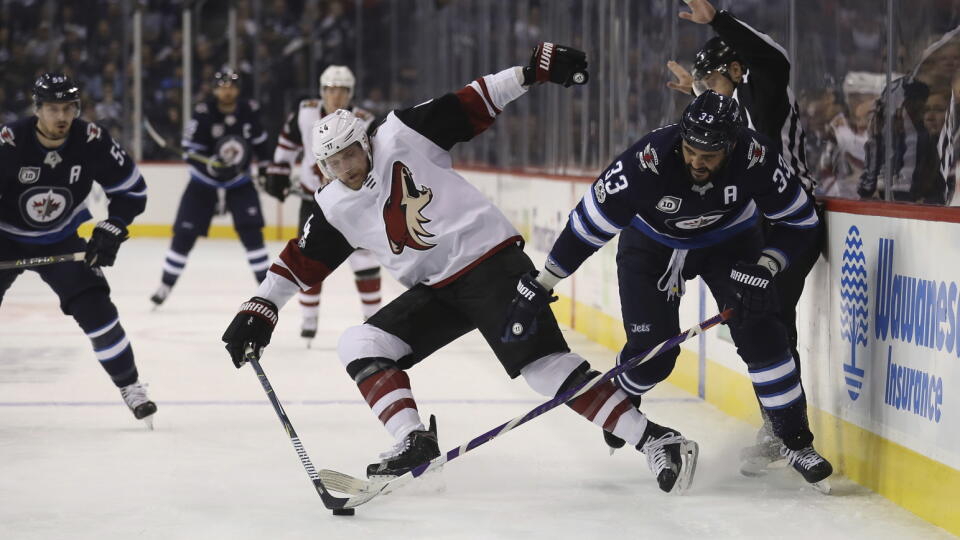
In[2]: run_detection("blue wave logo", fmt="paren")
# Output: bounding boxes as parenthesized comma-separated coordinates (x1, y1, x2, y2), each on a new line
(840, 225, 869, 400)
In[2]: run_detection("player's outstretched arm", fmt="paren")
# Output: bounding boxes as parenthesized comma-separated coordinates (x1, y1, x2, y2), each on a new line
(396, 42, 588, 151)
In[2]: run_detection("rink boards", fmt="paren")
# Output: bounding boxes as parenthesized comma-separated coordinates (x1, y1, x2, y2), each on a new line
(86, 163, 959, 535)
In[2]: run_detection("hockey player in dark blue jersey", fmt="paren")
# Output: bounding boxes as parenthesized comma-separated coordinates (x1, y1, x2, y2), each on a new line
(667, 0, 825, 475)
(502, 91, 833, 491)
(0, 73, 156, 426)
(150, 69, 272, 306)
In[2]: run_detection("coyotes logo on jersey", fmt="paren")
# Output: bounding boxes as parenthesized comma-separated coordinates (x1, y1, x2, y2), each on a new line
(383, 161, 435, 254)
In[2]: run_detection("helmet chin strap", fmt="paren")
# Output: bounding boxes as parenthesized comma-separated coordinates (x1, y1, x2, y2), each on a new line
(35, 123, 68, 143)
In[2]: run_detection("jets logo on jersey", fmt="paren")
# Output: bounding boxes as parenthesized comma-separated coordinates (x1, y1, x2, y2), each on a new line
(43, 151, 62, 169)
(746, 138, 767, 169)
(86, 123, 102, 142)
(215, 134, 250, 169)
(667, 211, 726, 230)
(18, 167, 40, 184)
(636, 143, 660, 175)
(656, 196, 681, 214)
(20, 186, 72, 227)
(1, 125, 15, 146)
(383, 161, 435, 254)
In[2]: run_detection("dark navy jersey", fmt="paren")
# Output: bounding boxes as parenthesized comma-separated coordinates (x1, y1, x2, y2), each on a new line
(0, 117, 147, 244)
(546, 124, 818, 278)
(181, 98, 270, 188)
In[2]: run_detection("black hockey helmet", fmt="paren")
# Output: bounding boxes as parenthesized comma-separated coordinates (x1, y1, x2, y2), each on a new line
(214, 68, 241, 88)
(679, 90, 741, 153)
(32, 72, 81, 106)
(691, 37, 740, 82)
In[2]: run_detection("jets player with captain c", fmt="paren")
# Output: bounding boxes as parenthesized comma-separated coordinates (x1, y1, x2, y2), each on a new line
(0, 73, 156, 426)
(223, 42, 699, 494)
(263, 65, 382, 342)
(503, 91, 834, 491)
(150, 69, 272, 307)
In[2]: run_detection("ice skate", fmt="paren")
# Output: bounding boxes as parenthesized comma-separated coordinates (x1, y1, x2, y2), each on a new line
(301, 315, 318, 347)
(739, 422, 786, 477)
(120, 381, 157, 429)
(637, 421, 699, 494)
(150, 283, 171, 309)
(781, 444, 833, 494)
(367, 415, 440, 481)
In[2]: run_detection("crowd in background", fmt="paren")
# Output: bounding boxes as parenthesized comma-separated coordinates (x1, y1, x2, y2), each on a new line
(1, 0, 958, 205)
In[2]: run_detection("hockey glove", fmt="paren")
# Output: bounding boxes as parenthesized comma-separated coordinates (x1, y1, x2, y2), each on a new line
(262, 162, 292, 201)
(222, 297, 279, 368)
(728, 261, 779, 326)
(85, 219, 128, 267)
(501, 271, 558, 342)
(522, 42, 589, 87)
(206, 160, 241, 180)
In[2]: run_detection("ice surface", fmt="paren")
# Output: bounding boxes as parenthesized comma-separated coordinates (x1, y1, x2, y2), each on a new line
(0, 239, 953, 540)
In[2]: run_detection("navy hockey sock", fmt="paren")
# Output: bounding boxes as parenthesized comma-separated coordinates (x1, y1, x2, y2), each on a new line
(747, 352, 813, 450)
(69, 292, 138, 387)
(161, 233, 198, 287)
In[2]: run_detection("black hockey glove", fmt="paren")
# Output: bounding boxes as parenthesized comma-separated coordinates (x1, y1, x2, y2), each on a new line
(222, 296, 279, 368)
(206, 160, 241, 180)
(728, 261, 780, 326)
(522, 42, 589, 87)
(85, 219, 128, 267)
(262, 162, 292, 201)
(501, 271, 558, 342)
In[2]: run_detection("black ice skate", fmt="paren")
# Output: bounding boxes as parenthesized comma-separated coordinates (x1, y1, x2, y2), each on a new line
(739, 421, 786, 477)
(150, 284, 171, 309)
(367, 415, 440, 480)
(120, 381, 157, 429)
(781, 445, 833, 494)
(637, 421, 699, 494)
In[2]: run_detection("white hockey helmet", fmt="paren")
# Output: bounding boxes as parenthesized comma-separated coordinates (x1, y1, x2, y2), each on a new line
(312, 109, 371, 179)
(320, 65, 355, 99)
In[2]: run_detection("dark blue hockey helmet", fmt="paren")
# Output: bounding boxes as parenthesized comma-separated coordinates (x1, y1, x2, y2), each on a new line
(32, 72, 81, 106)
(679, 91, 742, 153)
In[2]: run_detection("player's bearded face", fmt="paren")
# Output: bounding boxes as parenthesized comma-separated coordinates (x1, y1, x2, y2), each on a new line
(322, 86, 351, 112)
(36, 102, 78, 140)
(681, 141, 727, 184)
(323, 142, 370, 190)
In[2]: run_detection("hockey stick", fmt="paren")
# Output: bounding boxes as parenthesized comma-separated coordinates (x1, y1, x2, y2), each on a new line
(245, 353, 379, 511)
(143, 118, 228, 168)
(314, 309, 733, 506)
(0, 251, 86, 270)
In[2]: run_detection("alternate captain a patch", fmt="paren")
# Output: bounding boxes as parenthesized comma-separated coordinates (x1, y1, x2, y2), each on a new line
(383, 161, 435, 254)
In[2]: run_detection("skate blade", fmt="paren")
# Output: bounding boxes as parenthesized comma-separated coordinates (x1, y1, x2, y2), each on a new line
(142, 416, 155, 430)
(810, 478, 832, 495)
(674, 440, 699, 495)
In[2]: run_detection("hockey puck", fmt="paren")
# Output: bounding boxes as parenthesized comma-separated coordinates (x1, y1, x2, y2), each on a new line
(332, 508, 355, 516)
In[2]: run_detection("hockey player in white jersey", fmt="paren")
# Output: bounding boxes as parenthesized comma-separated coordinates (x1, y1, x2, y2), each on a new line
(263, 65, 382, 343)
(224, 43, 699, 494)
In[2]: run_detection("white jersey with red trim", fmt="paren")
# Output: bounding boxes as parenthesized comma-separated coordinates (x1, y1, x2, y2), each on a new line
(273, 100, 375, 193)
(255, 67, 531, 306)
(313, 112, 521, 288)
